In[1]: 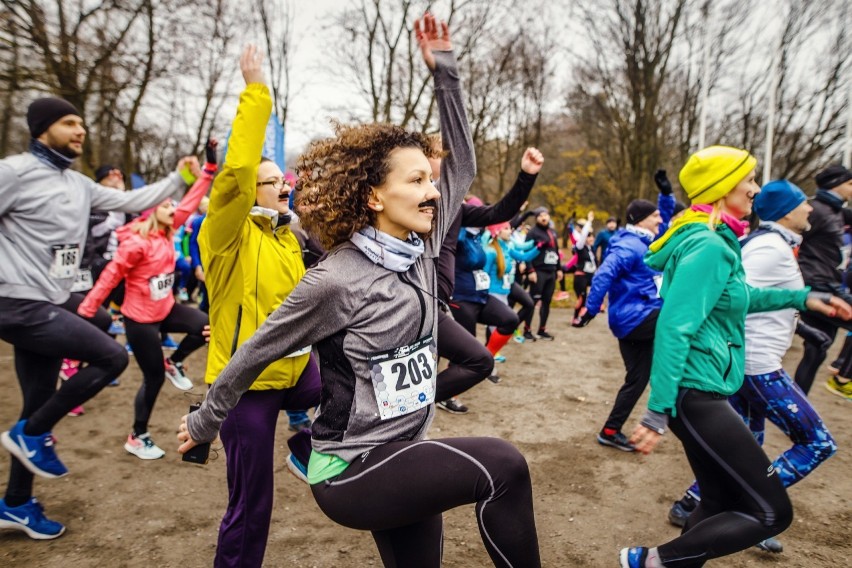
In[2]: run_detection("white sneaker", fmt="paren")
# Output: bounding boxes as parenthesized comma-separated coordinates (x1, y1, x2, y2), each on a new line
(124, 432, 165, 460)
(164, 359, 193, 391)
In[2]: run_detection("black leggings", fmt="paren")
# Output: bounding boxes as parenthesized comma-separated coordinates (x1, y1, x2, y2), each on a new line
(605, 310, 657, 432)
(526, 270, 556, 331)
(572, 272, 589, 318)
(450, 296, 519, 336)
(508, 283, 534, 329)
(659, 389, 793, 567)
(124, 303, 208, 435)
(794, 283, 852, 393)
(0, 293, 127, 505)
(435, 310, 493, 401)
(311, 437, 540, 568)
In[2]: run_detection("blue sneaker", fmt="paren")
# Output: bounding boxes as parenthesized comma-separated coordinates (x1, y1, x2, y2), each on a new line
(1, 420, 68, 479)
(0, 497, 65, 539)
(161, 335, 179, 350)
(494, 354, 506, 363)
(619, 547, 647, 568)
(286, 453, 308, 484)
(125, 343, 134, 356)
(108, 378, 120, 387)
(108, 319, 125, 335)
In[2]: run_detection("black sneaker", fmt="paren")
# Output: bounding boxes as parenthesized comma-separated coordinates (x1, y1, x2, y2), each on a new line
(436, 398, 468, 414)
(487, 374, 501, 384)
(596, 430, 635, 452)
(668, 494, 698, 527)
(537, 330, 555, 341)
(523, 330, 537, 342)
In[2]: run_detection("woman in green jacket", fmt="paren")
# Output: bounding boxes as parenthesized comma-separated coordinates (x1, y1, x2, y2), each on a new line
(619, 146, 851, 568)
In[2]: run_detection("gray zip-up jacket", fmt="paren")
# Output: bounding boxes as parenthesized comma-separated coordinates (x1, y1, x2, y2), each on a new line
(0, 153, 185, 304)
(187, 49, 476, 463)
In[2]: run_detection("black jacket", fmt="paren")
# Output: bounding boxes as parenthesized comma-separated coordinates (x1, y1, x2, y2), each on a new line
(527, 223, 561, 273)
(798, 190, 850, 286)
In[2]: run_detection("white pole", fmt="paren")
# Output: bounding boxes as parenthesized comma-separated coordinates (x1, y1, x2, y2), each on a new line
(697, 1, 712, 150)
(764, 47, 779, 185)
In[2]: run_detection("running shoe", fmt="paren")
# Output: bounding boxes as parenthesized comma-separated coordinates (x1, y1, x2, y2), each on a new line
(288, 418, 312, 433)
(619, 547, 648, 568)
(0, 497, 65, 540)
(67, 406, 85, 417)
(523, 330, 537, 342)
(668, 494, 698, 527)
(164, 358, 193, 391)
(536, 330, 555, 341)
(512, 330, 525, 344)
(487, 374, 502, 384)
(756, 537, 783, 553)
(436, 398, 469, 414)
(554, 291, 570, 301)
(825, 375, 852, 400)
(286, 453, 309, 484)
(108, 378, 120, 387)
(124, 432, 165, 460)
(1, 420, 68, 478)
(108, 318, 125, 335)
(177, 289, 190, 303)
(125, 343, 134, 356)
(596, 430, 635, 452)
(161, 335, 179, 350)
(59, 359, 80, 381)
(494, 353, 506, 363)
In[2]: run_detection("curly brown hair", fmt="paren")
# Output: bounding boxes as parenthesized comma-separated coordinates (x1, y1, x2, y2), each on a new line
(295, 122, 442, 250)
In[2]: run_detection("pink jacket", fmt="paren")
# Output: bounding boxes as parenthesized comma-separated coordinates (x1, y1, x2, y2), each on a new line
(78, 166, 215, 323)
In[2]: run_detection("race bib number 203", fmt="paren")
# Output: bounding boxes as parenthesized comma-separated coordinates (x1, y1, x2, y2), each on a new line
(369, 335, 437, 420)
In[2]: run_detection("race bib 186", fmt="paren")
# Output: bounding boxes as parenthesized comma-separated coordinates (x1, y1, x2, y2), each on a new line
(148, 272, 175, 301)
(49, 244, 81, 279)
(368, 335, 437, 420)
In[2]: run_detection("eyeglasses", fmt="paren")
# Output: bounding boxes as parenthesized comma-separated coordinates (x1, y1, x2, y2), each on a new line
(256, 178, 290, 191)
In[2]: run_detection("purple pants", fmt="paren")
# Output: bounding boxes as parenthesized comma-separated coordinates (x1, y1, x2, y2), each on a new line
(215, 355, 321, 568)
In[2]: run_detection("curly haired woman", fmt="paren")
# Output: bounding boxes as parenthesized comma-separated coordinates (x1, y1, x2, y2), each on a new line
(177, 14, 540, 568)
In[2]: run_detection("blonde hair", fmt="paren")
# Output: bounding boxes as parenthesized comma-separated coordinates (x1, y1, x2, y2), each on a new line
(706, 200, 723, 230)
(131, 213, 173, 240)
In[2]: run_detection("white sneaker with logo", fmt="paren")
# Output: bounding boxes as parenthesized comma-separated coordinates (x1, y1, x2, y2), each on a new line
(164, 359, 193, 391)
(124, 432, 165, 460)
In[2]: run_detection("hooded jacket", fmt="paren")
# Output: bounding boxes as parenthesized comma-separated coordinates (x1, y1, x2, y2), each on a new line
(586, 228, 661, 338)
(798, 189, 848, 287)
(0, 153, 186, 304)
(198, 83, 309, 391)
(78, 169, 214, 322)
(644, 220, 809, 416)
(186, 49, 476, 466)
(484, 237, 538, 296)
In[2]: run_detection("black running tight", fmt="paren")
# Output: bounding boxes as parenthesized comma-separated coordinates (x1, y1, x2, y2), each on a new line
(435, 310, 493, 401)
(658, 389, 793, 567)
(526, 270, 556, 331)
(0, 294, 127, 505)
(124, 303, 208, 435)
(508, 282, 534, 329)
(311, 437, 541, 568)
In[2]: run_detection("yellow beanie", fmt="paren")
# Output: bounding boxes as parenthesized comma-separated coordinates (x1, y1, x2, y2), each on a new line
(679, 146, 757, 204)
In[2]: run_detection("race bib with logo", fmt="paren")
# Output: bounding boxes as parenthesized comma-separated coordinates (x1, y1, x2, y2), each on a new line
(473, 270, 491, 291)
(368, 335, 437, 420)
(148, 272, 175, 301)
(502, 272, 514, 289)
(70, 269, 93, 293)
(543, 250, 559, 265)
(49, 244, 81, 279)
(583, 261, 596, 273)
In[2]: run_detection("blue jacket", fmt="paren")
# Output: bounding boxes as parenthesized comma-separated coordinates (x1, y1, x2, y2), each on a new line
(453, 227, 488, 303)
(585, 228, 662, 338)
(483, 238, 538, 295)
(657, 192, 676, 235)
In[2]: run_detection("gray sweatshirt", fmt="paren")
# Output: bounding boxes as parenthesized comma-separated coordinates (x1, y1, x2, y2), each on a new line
(0, 153, 185, 304)
(187, 49, 476, 463)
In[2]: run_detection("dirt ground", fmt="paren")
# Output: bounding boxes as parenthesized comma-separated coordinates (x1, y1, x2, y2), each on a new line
(1, 305, 850, 567)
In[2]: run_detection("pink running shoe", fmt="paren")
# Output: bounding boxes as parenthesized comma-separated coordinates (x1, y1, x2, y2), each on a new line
(67, 406, 85, 417)
(59, 359, 80, 381)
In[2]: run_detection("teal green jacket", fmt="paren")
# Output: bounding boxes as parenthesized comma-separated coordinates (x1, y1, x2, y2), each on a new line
(644, 222, 809, 416)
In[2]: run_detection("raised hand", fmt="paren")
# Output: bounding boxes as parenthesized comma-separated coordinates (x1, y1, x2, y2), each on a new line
(587, 210, 595, 222)
(414, 12, 452, 70)
(521, 147, 544, 175)
(240, 44, 265, 85)
(654, 169, 673, 195)
(205, 137, 218, 166)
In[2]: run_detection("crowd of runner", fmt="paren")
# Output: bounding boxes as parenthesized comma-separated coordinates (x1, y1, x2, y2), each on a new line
(1, 11, 850, 568)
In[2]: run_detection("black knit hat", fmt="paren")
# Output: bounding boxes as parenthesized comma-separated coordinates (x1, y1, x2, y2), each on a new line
(95, 165, 119, 182)
(27, 97, 81, 138)
(625, 199, 658, 225)
(815, 165, 852, 190)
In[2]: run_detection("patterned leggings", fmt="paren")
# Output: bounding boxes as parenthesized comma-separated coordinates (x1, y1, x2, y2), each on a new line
(686, 368, 836, 498)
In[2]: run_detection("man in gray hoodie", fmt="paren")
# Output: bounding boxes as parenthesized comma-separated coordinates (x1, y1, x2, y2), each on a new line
(0, 97, 196, 539)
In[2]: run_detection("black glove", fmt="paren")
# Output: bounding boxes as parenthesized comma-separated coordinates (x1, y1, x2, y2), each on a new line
(205, 137, 218, 166)
(654, 169, 673, 195)
(572, 310, 595, 328)
(796, 320, 833, 351)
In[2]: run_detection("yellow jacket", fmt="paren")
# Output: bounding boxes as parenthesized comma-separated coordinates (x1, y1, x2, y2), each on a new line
(199, 83, 309, 389)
